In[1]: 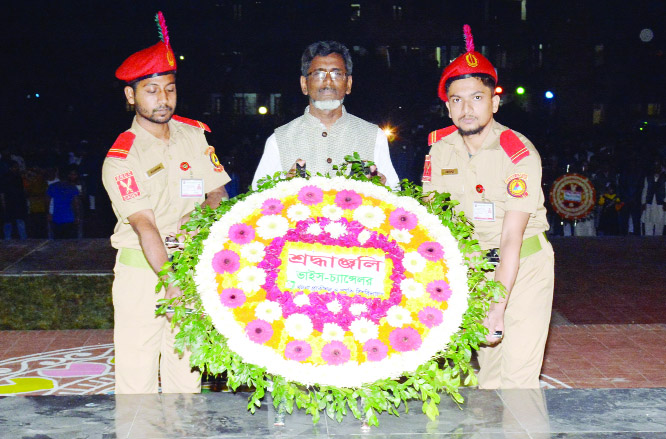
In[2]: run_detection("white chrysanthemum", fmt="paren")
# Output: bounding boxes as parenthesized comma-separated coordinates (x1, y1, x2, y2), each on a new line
(402, 251, 426, 273)
(306, 223, 323, 235)
(324, 222, 347, 239)
(236, 266, 267, 292)
(321, 322, 345, 341)
(349, 303, 368, 316)
(400, 278, 425, 299)
(256, 215, 289, 239)
(321, 204, 343, 221)
(240, 241, 266, 263)
(287, 204, 311, 222)
(254, 300, 282, 322)
(274, 182, 298, 198)
(390, 228, 412, 243)
(326, 299, 342, 314)
(353, 205, 386, 229)
(293, 294, 310, 307)
(357, 229, 372, 245)
(386, 305, 413, 328)
(350, 317, 379, 343)
(283, 313, 313, 339)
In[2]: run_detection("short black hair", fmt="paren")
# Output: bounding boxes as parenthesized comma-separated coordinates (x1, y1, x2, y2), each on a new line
(445, 73, 496, 97)
(301, 41, 353, 77)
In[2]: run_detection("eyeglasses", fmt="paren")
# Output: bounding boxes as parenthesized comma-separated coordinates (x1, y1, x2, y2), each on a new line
(306, 70, 348, 82)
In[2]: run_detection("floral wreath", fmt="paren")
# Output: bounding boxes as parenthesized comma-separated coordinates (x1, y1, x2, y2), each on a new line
(161, 155, 502, 426)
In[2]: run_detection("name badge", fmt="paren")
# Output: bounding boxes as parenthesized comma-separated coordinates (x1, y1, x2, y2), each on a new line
(441, 168, 458, 175)
(473, 201, 495, 221)
(181, 179, 204, 198)
(146, 163, 165, 178)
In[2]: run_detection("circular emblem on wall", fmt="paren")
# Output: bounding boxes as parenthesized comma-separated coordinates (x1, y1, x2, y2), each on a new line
(465, 53, 479, 67)
(549, 173, 596, 220)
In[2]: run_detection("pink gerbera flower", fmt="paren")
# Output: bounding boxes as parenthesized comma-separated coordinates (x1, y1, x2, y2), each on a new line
(212, 250, 240, 274)
(426, 280, 452, 301)
(363, 339, 388, 362)
(321, 341, 351, 365)
(417, 241, 444, 261)
(389, 327, 422, 352)
(389, 208, 418, 230)
(334, 190, 362, 210)
(418, 307, 443, 328)
(284, 340, 312, 362)
(245, 319, 273, 344)
(298, 185, 324, 205)
(261, 198, 284, 215)
(229, 224, 255, 245)
(219, 288, 245, 308)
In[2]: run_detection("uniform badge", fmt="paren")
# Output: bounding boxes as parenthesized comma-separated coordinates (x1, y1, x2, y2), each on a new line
(146, 163, 165, 177)
(506, 173, 528, 198)
(441, 168, 458, 175)
(422, 155, 432, 182)
(206, 146, 225, 173)
(115, 171, 140, 201)
(180, 162, 190, 171)
(465, 52, 479, 67)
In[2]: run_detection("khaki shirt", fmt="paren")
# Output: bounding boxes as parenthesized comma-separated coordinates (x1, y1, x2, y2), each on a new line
(423, 120, 548, 250)
(102, 117, 231, 250)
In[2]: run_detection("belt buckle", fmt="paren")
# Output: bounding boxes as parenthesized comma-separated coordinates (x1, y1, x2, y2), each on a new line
(486, 248, 500, 266)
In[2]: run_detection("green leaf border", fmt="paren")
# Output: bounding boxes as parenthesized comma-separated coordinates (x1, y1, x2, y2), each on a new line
(158, 154, 503, 426)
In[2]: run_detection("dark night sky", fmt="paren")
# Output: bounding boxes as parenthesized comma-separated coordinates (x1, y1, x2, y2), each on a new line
(4, 1, 666, 149)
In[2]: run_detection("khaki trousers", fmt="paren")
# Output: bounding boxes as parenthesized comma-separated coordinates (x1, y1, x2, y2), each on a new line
(112, 252, 201, 394)
(477, 233, 554, 389)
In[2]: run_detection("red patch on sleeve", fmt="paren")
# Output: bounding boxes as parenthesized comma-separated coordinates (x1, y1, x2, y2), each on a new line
(106, 132, 135, 159)
(114, 171, 141, 201)
(172, 115, 211, 132)
(427, 125, 458, 146)
(499, 130, 530, 164)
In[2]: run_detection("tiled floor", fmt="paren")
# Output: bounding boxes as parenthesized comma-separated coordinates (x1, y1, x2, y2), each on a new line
(1, 237, 665, 437)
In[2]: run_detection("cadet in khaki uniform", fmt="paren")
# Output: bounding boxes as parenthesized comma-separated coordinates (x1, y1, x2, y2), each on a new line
(102, 12, 230, 394)
(422, 25, 554, 389)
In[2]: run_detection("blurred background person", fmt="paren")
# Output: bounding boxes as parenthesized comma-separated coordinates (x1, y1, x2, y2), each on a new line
(47, 164, 81, 239)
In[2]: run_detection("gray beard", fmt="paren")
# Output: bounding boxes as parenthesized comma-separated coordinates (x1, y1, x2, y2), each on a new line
(312, 98, 343, 111)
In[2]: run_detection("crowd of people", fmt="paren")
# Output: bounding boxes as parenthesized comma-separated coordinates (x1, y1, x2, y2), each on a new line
(0, 143, 110, 240)
(1, 131, 665, 241)
(537, 136, 666, 237)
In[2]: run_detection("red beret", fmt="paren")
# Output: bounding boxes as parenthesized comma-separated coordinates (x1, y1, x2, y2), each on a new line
(115, 41, 177, 83)
(438, 25, 497, 102)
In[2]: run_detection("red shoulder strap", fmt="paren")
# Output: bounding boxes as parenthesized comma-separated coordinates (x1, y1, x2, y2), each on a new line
(106, 132, 135, 159)
(500, 129, 530, 164)
(172, 114, 211, 132)
(427, 125, 458, 146)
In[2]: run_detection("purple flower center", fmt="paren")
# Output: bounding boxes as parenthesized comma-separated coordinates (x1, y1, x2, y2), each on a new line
(294, 346, 302, 353)
(254, 327, 263, 334)
(345, 196, 352, 202)
(229, 294, 236, 300)
(331, 349, 341, 357)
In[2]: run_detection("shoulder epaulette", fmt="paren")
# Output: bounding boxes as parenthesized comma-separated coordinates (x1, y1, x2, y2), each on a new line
(428, 125, 458, 145)
(106, 132, 136, 159)
(172, 114, 211, 132)
(500, 129, 530, 164)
